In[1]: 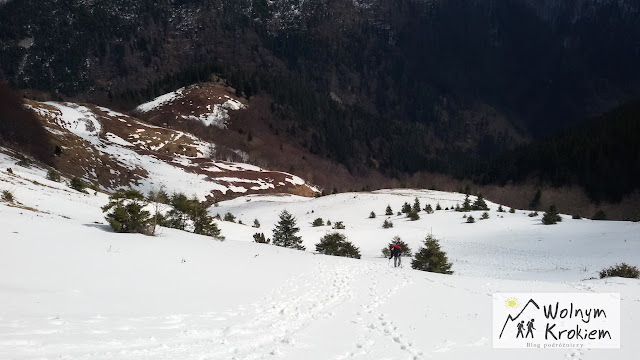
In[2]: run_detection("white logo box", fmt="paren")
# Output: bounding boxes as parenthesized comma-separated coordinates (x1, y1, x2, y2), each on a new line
(493, 293, 620, 349)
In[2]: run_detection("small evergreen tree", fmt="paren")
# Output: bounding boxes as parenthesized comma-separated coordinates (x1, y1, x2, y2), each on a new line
(369, 211, 376, 219)
(481, 212, 489, 220)
(466, 215, 475, 223)
(164, 192, 191, 230)
(332, 221, 345, 229)
(69, 177, 87, 193)
(312, 218, 324, 227)
(253, 219, 261, 228)
(411, 234, 453, 274)
(529, 188, 542, 210)
(46, 169, 61, 182)
(412, 197, 421, 213)
(424, 204, 434, 214)
(528, 211, 539, 217)
(542, 204, 562, 225)
(462, 195, 472, 212)
(435, 202, 442, 210)
(454, 203, 461, 212)
(253, 232, 270, 244)
(385, 205, 393, 216)
(223, 212, 236, 222)
(191, 200, 223, 239)
(472, 193, 489, 211)
(382, 219, 393, 228)
(2, 190, 14, 202)
(509, 208, 516, 213)
(147, 188, 170, 236)
(315, 232, 361, 259)
(572, 214, 582, 220)
(401, 202, 412, 214)
(497, 205, 505, 212)
(102, 189, 151, 234)
(592, 210, 607, 220)
(327, 220, 332, 226)
(272, 210, 305, 250)
(147, 187, 170, 204)
(408, 211, 420, 221)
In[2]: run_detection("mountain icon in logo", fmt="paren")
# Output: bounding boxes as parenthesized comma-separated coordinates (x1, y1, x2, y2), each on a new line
(499, 299, 540, 339)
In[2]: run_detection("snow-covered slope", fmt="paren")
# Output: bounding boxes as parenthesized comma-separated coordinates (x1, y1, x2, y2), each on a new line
(23, 99, 317, 200)
(1, 159, 639, 359)
(213, 190, 640, 282)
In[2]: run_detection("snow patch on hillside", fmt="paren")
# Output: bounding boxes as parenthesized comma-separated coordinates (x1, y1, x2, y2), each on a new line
(181, 97, 246, 128)
(135, 88, 185, 113)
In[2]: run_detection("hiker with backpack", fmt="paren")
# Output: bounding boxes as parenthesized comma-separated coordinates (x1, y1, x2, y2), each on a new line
(389, 244, 402, 267)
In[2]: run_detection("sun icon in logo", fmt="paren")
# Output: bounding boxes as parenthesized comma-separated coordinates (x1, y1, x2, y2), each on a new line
(505, 297, 520, 309)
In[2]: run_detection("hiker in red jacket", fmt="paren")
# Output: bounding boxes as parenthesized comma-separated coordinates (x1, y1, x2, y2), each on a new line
(389, 244, 402, 267)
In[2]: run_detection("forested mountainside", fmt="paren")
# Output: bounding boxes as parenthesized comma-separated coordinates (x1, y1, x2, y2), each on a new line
(475, 100, 640, 203)
(1, 0, 638, 201)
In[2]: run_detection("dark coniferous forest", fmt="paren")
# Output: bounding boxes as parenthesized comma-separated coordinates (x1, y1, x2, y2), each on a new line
(0, 0, 638, 203)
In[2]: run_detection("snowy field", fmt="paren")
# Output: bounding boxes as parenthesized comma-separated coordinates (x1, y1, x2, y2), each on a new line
(1, 155, 639, 359)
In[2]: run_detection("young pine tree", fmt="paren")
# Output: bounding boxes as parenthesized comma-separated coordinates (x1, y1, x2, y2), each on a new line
(102, 189, 151, 234)
(223, 212, 236, 222)
(69, 176, 87, 193)
(253, 232, 270, 244)
(411, 234, 453, 274)
(472, 193, 489, 211)
(165, 192, 192, 230)
(542, 204, 562, 225)
(315, 232, 361, 259)
(272, 210, 305, 250)
(401, 202, 412, 214)
(385, 205, 393, 216)
(593, 210, 607, 220)
(191, 200, 223, 239)
(462, 195, 472, 212)
(529, 188, 542, 210)
(412, 198, 421, 213)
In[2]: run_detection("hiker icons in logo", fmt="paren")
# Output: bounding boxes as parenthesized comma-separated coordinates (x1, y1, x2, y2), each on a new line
(493, 293, 620, 349)
(516, 319, 536, 338)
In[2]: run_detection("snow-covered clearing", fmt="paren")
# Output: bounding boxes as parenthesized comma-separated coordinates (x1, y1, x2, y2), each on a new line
(1, 158, 639, 359)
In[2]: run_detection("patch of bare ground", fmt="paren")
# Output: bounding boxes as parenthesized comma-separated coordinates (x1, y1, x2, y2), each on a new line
(5, 202, 47, 214)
